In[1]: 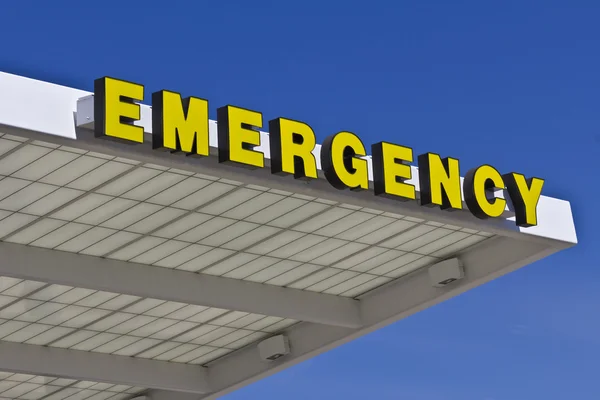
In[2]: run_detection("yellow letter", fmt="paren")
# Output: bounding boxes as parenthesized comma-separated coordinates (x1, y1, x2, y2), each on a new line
(217, 105, 264, 169)
(269, 118, 317, 180)
(464, 165, 506, 219)
(418, 153, 462, 210)
(321, 131, 368, 191)
(94, 77, 144, 143)
(151, 90, 209, 156)
(503, 172, 544, 227)
(371, 142, 415, 201)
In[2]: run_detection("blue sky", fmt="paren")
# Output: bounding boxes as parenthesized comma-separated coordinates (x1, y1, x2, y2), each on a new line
(1, 1, 598, 399)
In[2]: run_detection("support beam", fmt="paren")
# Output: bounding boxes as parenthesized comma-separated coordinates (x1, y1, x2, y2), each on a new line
(0, 341, 210, 394)
(0, 242, 362, 328)
(190, 236, 555, 399)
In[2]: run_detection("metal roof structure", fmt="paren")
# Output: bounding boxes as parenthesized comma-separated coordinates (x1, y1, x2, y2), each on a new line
(0, 71, 577, 400)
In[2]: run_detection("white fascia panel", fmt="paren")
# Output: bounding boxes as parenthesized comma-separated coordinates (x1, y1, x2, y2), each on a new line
(0, 73, 573, 245)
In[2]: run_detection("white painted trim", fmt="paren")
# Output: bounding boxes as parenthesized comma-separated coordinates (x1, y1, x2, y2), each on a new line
(0, 341, 210, 394)
(0, 242, 362, 328)
(0, 71, 577, 246)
